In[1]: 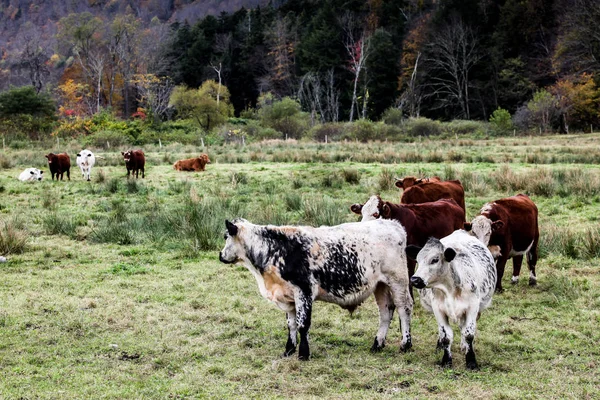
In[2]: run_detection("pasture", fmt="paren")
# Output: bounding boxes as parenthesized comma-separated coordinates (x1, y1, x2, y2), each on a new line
(0, 134, 599, 399)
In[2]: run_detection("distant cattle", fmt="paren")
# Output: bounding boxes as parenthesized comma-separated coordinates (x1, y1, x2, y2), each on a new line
(18, 168, 44, 182)
(406, 230, 497, 369)
(45, 153, 71, 181)
(76, 149, 96, 181)
(398, 179, 466, 214)
(351, 195, 464, 280)
(465, 194, 539, 292)
(173, 154, 211, 172)
(121, 150, 145, 178)
(219, 218, 413, 360)
(395, 176, 441, 190)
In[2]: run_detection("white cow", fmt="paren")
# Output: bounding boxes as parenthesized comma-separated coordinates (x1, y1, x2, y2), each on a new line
(76, 149, 96, 181)
(18, 168, 44, 182)
(406, 230, 496, 370)
(219, 218, 413, 360)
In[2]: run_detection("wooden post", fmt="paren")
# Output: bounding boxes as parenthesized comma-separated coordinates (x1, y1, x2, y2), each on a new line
(57, 137, 59, 149)
(242, 136, 245, 146)
(2, 137, 5, 152)
(201, 137, 205, 148)
(325, 135, 328, 144)
(159, 138, 162, 149)
(513, 129, 516, 137)
(107, 141, 110, 149)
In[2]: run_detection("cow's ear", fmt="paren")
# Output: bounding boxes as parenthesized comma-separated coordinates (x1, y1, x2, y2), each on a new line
(45, 154, 49, 159)
(382, 203, 391, 218)
(121, 151, 125, 155)
(40, 170, 43, 174)
(225, 220, 238, 236)
(350, 204, 363, 214)
(444, 248, 456, 262)
(463, 222, 472, 231)
(30, 170, 34, 174)
(405, 245, 422, 261)
(395, 179, 403, 188)
(491, 220, 504, 232)
(415, 179, 424, 185)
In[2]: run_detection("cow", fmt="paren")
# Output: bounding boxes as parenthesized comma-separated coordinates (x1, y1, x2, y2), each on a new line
(121, 150, 145, 178)
(76, 149, 96, 181)
(395, 176, 441, 190)
(18, 168, 44, 182)
(464, 194, 539, 292)
(406, 230, 497, 370)
(173, 154, 211, 172)
(350, 195, 464, 280)
(45, 153, 71, 181)
(218, 218, 413, 360)
(397, 179, 466, 214)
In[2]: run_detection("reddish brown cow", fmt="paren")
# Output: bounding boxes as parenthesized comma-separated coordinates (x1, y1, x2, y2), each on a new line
(351, 195, 465, 280)
(121, 150, 145, 178)
(45, 153, 71, 181)
(464, 194, 539, 292)
(398, 179, 466, 214)
(395, 176, 441, 190)
(173, 154, 211, 172)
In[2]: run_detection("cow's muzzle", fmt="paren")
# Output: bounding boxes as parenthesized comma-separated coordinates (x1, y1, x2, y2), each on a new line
(410, 276, 426, 289)
(219, 252, 235, 264)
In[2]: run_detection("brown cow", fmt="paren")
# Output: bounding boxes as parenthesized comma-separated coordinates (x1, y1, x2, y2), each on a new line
(464, 194, 539, 292)
(45, 153, 71, 181)
(121, 150, 145, 178)
(173, 154, 211, 172)
(398, 179, 466, 214)
(395, 176, 441, 190)
(351, 195, 465, 281)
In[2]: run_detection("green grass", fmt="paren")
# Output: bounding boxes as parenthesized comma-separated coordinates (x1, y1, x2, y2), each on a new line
(0, 135, 600, 398)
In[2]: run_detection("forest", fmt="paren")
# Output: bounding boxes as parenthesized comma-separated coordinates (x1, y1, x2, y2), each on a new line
(0, 0, 599, 145)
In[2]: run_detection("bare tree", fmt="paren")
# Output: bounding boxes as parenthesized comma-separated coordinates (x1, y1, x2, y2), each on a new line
(297, 69, 340, 124)
(210, 33, 232, 109)
(131, 74, 174, 123)
(424, 18, 482, 119)
(340, 12, 371, 122)
(264, 16, 297, 98)
(18, 32, 50, 93)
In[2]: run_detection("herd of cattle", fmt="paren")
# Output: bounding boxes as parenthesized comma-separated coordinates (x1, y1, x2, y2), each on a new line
(219, 176, 539, 369)
(17, 150, 211, 182)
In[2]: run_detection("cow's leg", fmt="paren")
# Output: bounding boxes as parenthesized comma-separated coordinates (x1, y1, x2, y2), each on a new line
(283, 310, 298, 357)
(141, 167, 145, 179)
(433, 307, 453, 367)
(371, 283, 395, 352)
(511, 255, 523, 285)
(459, 312, 479, 370)
(527, 239, 539, 286)
(67, 168, 70, 181)
(127, 168, 130, 178)
(495, 255, 509, 292)
(294, 290, 313, 361)
(389, 281, 412, 352)
(407, 258, 416, 299)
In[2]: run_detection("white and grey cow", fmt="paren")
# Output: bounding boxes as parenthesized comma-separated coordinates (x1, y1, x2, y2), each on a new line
(18, 168, 44, 182)
(406, 230, 496, 369)
(76, 149, 96, 181)
(219, 218, 413, 360)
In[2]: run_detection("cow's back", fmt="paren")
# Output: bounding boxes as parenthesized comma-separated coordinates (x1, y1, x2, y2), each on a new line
(401, 180, 465, 212)
(401, 199, 465, 246)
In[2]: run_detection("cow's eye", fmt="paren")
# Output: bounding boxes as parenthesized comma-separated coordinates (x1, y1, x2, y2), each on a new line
(223, 233, 228, 240)
(373, 213, 379, 218)
(431, 257, 439, 264)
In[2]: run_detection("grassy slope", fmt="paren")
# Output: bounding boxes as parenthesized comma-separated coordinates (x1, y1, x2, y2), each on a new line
(0, 137, 600, 399)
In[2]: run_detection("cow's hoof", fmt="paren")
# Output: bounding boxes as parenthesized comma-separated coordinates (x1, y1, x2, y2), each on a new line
(511, 276, 519, 284)
(466, 360, 479, 370)
(370, 338, 384, 353)
(495, 287, 504, 294)
(298, 354, 310, 361)
(282, 348, 296, 357)
(440, 357, 452, 368)
(529, 278, 537, 286)
(87, 179, 91, 182)
(399, 340, 412, 353)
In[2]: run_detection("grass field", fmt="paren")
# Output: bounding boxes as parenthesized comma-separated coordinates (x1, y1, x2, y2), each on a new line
(1, 134, 600, 399)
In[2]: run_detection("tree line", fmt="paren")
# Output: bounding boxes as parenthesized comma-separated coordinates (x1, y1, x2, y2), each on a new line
(1, 0, 599, 141)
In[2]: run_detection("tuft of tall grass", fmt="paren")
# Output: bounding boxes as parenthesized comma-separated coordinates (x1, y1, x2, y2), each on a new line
(284, 192, 303, 211)
(582, 227, 600, 260)
(43, 213, 78, 237)
(302, 196, 346, 226)
(378, 168, 395, 191)
(105, 178, 120, 193)
(0, 218, 28, 255)
(342, 169, 360, 184)
(0, 154, 13, 169)
(321, 174, 343, 189)
(95, 169, 106, 183)
(230, 172, 248, 186)
(291, 173, 303, 189)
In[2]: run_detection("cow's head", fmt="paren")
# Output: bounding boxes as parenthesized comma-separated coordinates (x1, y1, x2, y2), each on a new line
(395, 176, 424, 190)
(45, 153, 57, 164)
(200, 154, 211, 164)
(350, 195, 391, 222)
(219, 219, 248, 264)
(406, 237, 458, 289)
(121, 151, 132, 163)
(29, 168, 44, 181)
(464, 216, 504, 246)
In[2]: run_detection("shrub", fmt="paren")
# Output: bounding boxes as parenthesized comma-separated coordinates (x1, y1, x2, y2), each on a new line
(404, 117, 442, 137)
(285, 193, 303, 211)
(83, 130, 131, 149)
(342, 169, 360, 184)
(307, 123, 345, 142)
(347, 119, 379, 142)
(443, 120, 486, 136)
(381, 107, 404, 126)
(259, 97, 310, 140)
(302, 196, 346, 226)
(43, 213, 79, 236)
(378, 168, 395, 191)
(489, 108, 513, 135)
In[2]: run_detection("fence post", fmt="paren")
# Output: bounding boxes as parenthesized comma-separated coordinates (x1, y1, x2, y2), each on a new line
(57, 136, 59, 149)
(201, 137, 205, 148)
(325, 135, 328, 144)
(107, 141, 110, 149)
(159, 138, 162, 149)
(2, 137, 5, 152)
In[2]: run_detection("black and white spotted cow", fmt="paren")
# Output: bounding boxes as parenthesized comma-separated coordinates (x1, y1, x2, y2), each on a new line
(218, 218, 413, 360)
(406, 230, 496, 369)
